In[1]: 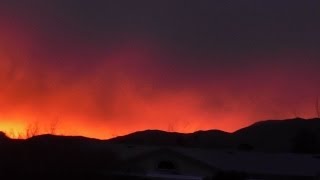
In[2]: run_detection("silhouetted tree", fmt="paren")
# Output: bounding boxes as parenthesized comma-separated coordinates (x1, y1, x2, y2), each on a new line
(25, 121, 39, 138)
(48, 118, 59, 135)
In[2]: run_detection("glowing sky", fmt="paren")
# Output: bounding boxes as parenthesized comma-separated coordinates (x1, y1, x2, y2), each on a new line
(0, 1, 320, 139)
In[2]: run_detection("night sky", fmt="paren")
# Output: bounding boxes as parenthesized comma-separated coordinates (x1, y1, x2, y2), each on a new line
(1, 1, 320, 139)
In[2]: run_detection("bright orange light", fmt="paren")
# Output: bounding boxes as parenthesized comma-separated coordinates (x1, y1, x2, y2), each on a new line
(0, 120, 26, 139)
(0, 20, 319, 140)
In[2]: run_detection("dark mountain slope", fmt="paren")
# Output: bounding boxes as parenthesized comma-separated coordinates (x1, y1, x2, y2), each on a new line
(0, 131, 8, 140)
(234, 118, 320, 152)
(109, 118, 320, 152)
(1, 118, 320, 153)
(109, 129, 233, 148)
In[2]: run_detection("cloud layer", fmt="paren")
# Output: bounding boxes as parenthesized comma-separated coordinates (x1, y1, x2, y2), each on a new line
(0, 1, 320, 138)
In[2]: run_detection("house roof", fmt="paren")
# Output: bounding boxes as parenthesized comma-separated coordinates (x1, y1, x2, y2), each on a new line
(108, 144, 320, 177)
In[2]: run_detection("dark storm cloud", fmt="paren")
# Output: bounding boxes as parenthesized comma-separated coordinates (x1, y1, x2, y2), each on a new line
(1, 0, 320, 90)
(1, 0, 319, 83)
(2, 0, 320, 50)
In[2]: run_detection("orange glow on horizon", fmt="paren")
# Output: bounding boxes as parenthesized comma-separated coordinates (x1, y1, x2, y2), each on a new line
(0, 115, 250, 139)
(1, 20, 320, 140)
(0, 121, 26, 139)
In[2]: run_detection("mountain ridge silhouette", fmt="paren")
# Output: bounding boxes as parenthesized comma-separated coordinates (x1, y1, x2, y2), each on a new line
(1, 118, 320, 152)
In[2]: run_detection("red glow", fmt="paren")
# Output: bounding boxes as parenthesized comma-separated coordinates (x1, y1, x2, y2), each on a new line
(1, 19, 320, 139)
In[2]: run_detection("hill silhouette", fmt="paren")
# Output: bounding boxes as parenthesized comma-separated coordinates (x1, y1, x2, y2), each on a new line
(234, 118, 320, 152)
(108, 129, 233, 148)
(0, 135, 118, 179)
(1, 118, 320, 153)
(0, 131, 8, 140)
(108, 118, 320, 152)
(0, 118, 320, 178)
